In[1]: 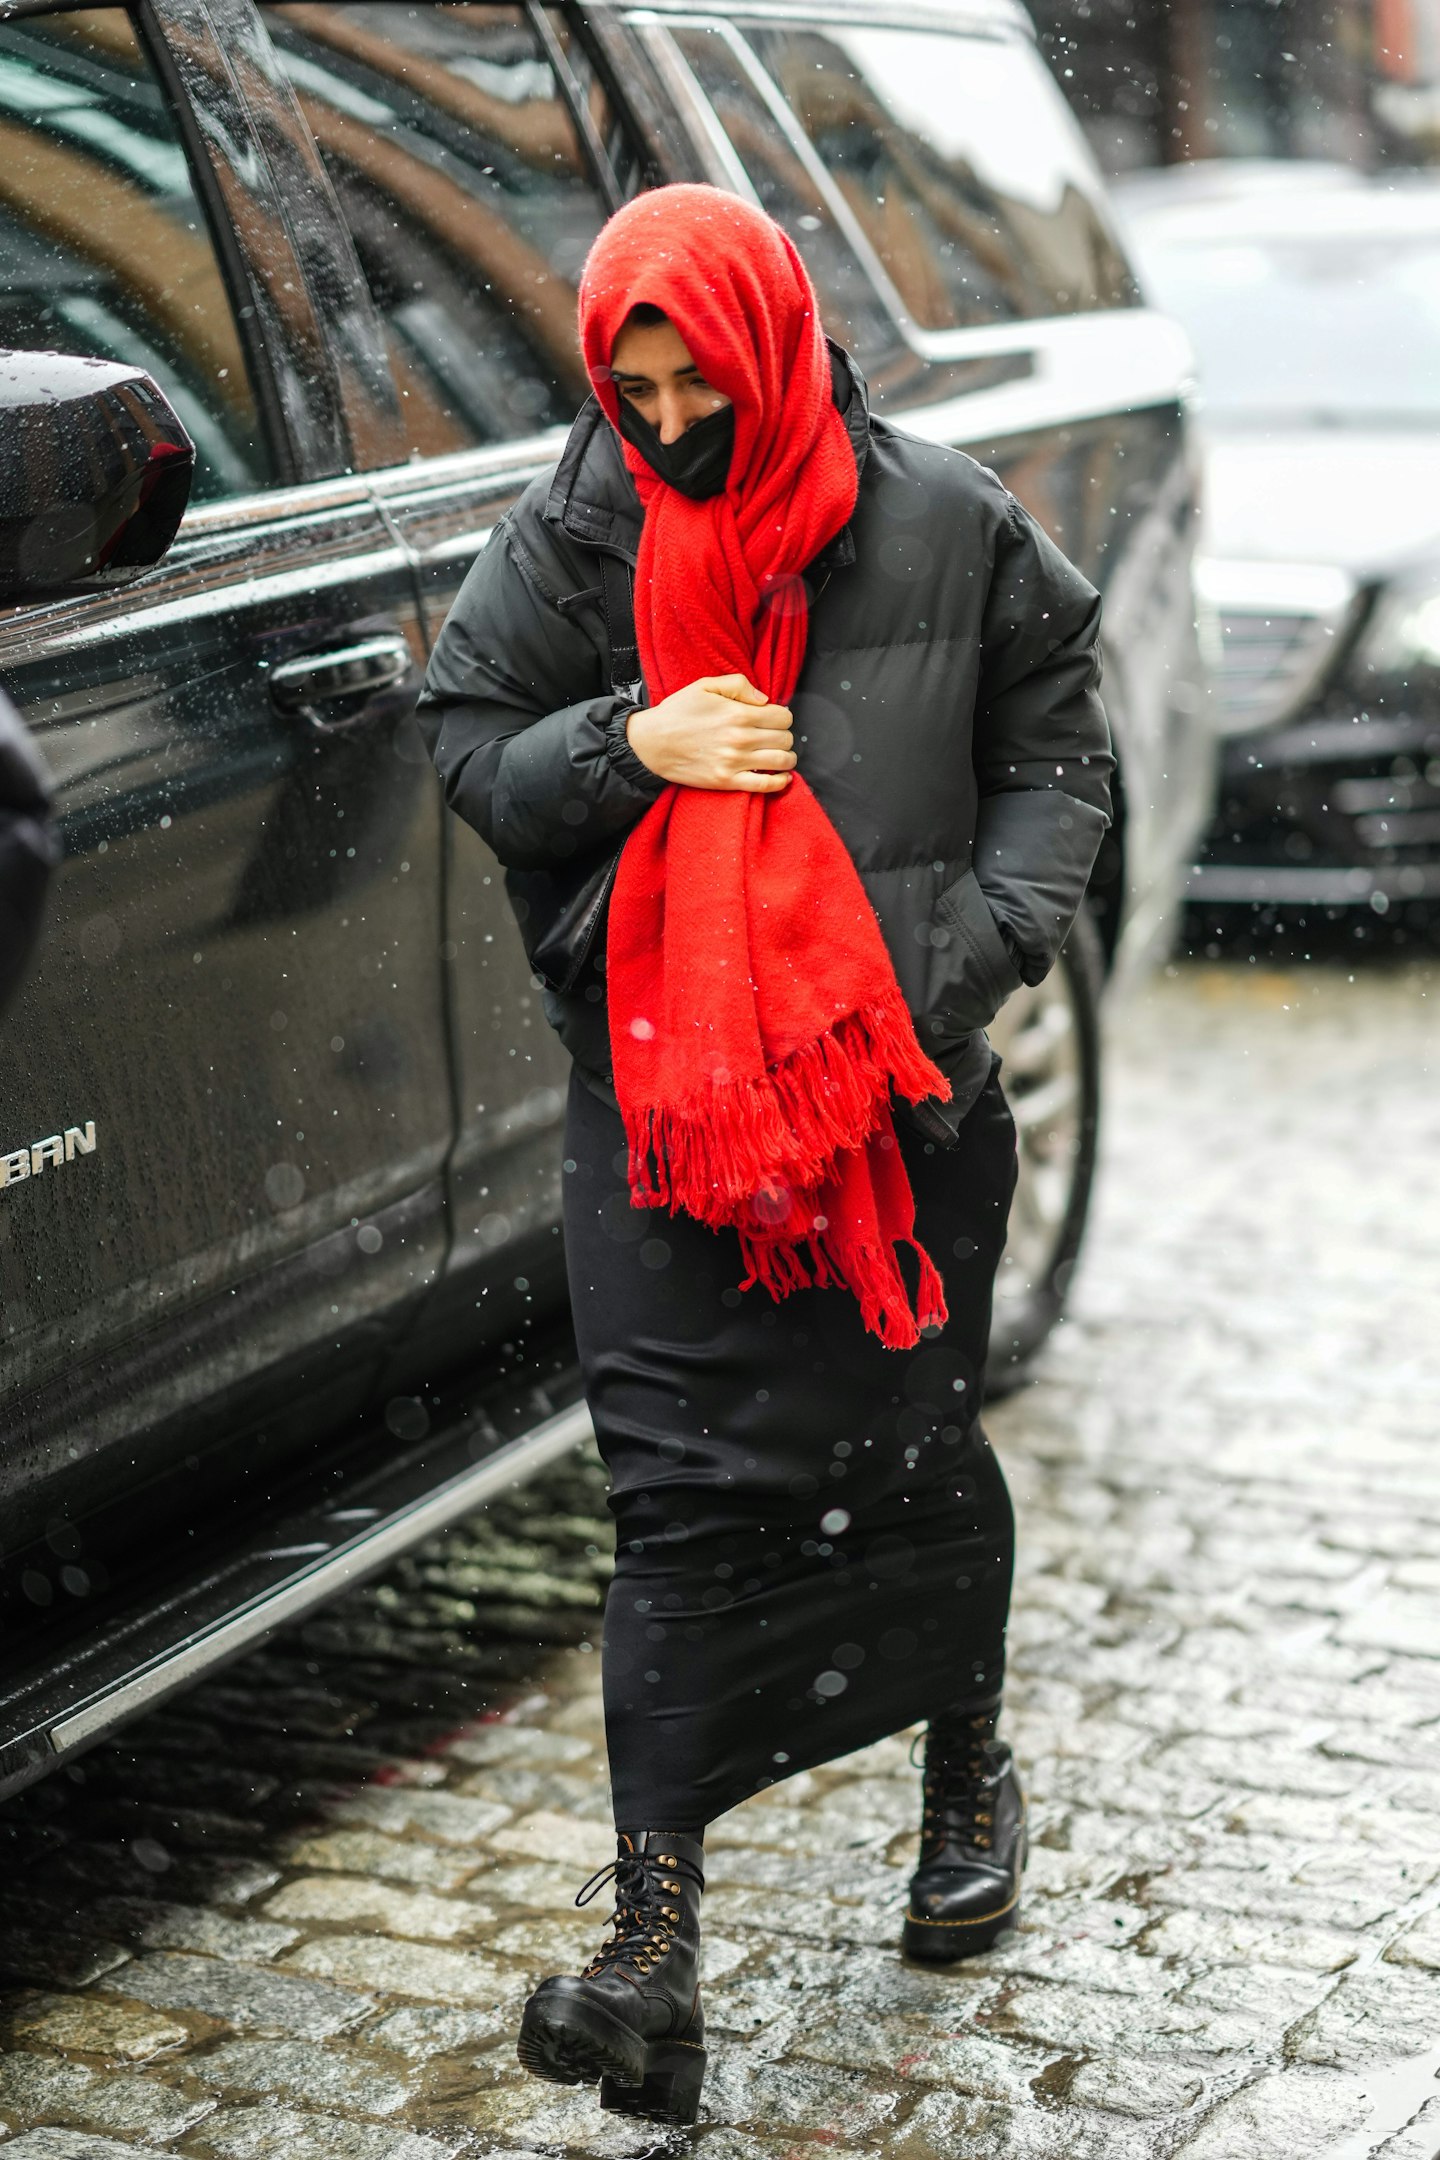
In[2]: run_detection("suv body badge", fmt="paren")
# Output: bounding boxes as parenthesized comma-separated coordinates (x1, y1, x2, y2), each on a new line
(1, 1122, 97, 1189)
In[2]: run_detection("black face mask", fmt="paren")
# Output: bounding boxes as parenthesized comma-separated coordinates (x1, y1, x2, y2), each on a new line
(615, 397, 735, 500)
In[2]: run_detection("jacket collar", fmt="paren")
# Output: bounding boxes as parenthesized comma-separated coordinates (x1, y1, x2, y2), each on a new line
(816, 340, 868, 572)
(544, 338, 871, 569)
(545, 395, 640, 558)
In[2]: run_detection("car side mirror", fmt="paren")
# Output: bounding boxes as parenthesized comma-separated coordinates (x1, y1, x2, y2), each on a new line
(0, 351, 195, 603)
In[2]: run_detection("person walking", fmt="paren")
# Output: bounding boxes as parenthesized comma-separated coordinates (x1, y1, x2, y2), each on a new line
(418, 184, 1113, 2127)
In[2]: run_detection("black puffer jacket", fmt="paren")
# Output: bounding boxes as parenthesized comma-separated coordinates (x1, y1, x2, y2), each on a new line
(419, 348, 1114, 1127)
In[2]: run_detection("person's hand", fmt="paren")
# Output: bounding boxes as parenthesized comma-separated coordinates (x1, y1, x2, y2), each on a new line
(626, 675, 795, 793)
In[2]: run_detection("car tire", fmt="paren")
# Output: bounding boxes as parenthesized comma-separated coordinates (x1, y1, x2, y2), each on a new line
(985, 907, 1104, 1396)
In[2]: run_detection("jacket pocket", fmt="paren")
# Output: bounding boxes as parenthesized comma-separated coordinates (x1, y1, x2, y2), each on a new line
(924, 867, 1024, 1036)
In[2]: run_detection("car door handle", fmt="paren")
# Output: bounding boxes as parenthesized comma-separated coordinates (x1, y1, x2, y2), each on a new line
(268, 635, 413, 727)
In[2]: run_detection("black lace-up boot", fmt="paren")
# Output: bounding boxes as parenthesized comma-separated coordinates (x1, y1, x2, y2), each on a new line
(517, 1829, 706, 2124)
(902, 1699, 1027, 1962)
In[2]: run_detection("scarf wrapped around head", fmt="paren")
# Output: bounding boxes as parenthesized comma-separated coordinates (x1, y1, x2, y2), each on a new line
(579, 185, 949, 1350)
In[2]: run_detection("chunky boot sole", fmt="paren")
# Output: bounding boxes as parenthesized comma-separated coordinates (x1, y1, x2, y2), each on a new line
(601, 2037, 707, 2126)
(517, 1993, 646, 2090)
(903, 1835, 1028, 1964)
(903, 1817, 1029, 1965)
(518, 1997, 707, 2123)
(901, 1889, 1021, 1963)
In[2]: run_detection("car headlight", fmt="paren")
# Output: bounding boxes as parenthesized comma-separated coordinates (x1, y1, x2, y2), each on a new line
(1357, 563, 1440, 682)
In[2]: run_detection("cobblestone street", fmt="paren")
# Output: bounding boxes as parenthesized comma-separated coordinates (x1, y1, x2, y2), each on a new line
(2, 957, 1439, 2160)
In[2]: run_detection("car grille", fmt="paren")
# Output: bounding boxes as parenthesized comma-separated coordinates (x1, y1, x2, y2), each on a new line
(1214, 609, 1343, 733)
(1195, 559, 1361, 734)
(1190, 710, 1440, 905)
(1334, 774, 1440, 853)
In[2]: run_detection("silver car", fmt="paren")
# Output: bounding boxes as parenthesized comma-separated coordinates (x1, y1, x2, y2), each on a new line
(1117, 157, 1440, 925)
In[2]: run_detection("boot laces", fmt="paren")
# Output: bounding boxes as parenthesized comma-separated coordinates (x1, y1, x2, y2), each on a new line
(574, 1849, 704, 1979)
(914, 1713, 1003, 1860)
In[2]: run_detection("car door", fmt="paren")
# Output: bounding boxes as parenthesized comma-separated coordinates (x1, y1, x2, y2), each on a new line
(245, 0, 665, 1374)
(0, 0, 451, 1581)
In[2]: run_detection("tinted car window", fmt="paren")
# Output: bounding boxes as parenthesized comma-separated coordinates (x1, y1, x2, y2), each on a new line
(0, 8, 269, 501)
(743, 24, 1136, 328)
(264, 1, 613, 453)
(664, 21, 903, 373)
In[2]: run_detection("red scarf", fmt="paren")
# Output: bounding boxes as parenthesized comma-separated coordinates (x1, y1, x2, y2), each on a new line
(579, 186, 948, 1350)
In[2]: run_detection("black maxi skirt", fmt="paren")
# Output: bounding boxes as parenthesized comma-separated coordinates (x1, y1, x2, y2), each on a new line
(563, 1062, 1019, 1831)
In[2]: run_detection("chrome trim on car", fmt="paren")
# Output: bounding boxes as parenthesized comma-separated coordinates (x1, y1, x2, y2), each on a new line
(164, 432, 565, 535)
(39, 1398, 593, 1764)
(1186, 862, 1440, 903)
(0, 1121, 97, 1190)
(636, 18, 765, 202)
(37, 546, 414, 651)
(617, 0, 1031, 32)
(900, 310, 1196, 445)
(268, 634, 413, 720)
(364, 433, 568, 503)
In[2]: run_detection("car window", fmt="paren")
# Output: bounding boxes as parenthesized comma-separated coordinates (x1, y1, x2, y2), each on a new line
(0, 7, 270, 501)
(742, 24, 1137, 329)
(662, 21, 904, 374)
(263, 1, 621, 454)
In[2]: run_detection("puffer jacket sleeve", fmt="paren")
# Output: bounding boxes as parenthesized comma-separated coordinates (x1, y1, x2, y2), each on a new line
(415, 511, 664, 872)
(971, 492, 1115, 982)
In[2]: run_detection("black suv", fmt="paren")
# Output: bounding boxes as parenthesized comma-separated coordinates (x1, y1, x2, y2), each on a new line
(0, 0, 1213, 1795)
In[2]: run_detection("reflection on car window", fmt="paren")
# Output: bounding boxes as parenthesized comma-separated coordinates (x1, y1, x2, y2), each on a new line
(665, 23, 903, 374)
(0, 7, 269, 501)
(265, 2, 614, 453)
(744, 25, 1136, 328)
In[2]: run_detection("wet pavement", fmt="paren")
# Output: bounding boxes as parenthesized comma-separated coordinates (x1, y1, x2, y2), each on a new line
(2, 956, 1439, 2159)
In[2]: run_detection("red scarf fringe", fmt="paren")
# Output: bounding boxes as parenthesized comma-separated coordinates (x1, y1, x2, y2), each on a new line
(624, 990, 937, 1222)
